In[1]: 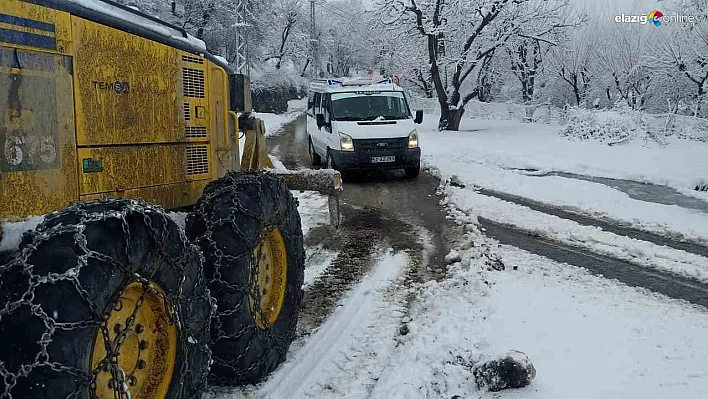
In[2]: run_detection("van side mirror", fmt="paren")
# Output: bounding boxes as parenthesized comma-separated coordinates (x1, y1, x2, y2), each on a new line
(316, 113, 325, 129)
(414, 110, 423, 124)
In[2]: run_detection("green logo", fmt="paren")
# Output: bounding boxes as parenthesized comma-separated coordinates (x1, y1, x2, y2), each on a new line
(82, 158, 103, 173)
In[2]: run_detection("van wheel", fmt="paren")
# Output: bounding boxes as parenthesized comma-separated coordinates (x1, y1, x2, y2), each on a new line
(309, 137, 321, 166)
(186, 171, 305, 386)
(326, 150, 337, 170)
(0, 199, 212, 399)
(405, 163, 421, 179)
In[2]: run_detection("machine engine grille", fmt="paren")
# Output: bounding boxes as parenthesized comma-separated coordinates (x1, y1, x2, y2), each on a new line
(182, 55, 204, 64)
(183, 103, 191, 120)
(183, 68, 205, 98)
(185, 126, 207, 139)
(186, 145, 209, 175)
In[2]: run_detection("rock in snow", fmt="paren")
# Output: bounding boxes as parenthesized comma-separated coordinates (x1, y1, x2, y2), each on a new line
(448, 175, 466, 188)
(444, 249, 462, 264)
(472, 350, 536, 392)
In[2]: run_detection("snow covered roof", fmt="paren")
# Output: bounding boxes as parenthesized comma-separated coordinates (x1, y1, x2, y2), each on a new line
(27, 0, 231, 71)
(309, 78, 404, 93)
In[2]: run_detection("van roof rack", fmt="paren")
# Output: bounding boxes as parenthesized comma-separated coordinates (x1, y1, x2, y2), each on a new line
(316, 78, 393, 87)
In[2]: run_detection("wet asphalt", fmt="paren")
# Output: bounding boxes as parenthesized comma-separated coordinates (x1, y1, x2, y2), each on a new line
(269, 116, 458, 337)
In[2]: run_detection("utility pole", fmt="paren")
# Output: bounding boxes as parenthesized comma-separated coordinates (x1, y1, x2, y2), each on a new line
(235, 0, 250, 75)
(310, 0, 318, 78)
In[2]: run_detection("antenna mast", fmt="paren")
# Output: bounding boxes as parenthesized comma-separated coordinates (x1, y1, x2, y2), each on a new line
(235, 0, 250, 75)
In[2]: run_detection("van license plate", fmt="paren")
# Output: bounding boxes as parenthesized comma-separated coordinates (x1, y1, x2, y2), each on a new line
(371, 156, 395, 163)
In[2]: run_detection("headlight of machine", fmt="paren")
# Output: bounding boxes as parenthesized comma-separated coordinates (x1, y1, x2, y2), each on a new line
(408, 130, 419, 149)
(340, 133, 354, 152)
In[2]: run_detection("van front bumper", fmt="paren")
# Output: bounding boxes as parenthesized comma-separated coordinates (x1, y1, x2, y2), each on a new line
(330, 147, 421, 170)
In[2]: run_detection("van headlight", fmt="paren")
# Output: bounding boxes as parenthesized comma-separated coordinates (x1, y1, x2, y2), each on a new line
(340, 133, 354, 152)
(408, 130, 419, 149)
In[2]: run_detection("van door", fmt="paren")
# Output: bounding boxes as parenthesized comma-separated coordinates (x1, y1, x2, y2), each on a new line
(311, 92, 325, 154)
(322, 94, 337, 151)
(306, 90, 318, 153)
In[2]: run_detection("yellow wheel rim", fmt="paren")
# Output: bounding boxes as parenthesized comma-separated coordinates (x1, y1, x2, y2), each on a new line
(250, 227, 288, 329)
(90, 282, 177, 399)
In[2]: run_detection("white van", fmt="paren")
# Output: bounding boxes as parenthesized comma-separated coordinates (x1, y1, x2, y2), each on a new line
(306, 78, 423, 178)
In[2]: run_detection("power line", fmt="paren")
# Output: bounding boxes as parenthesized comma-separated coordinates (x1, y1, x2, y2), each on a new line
(315, 0, 350, 18)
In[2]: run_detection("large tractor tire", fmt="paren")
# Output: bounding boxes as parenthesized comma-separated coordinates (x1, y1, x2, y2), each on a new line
(0, 199, 213, 399)
(186, 171, 305, 386)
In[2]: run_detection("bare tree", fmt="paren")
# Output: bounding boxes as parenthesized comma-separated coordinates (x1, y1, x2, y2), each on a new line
(507, 39, 543, 105)
(377, 0, 575, 130)
(651, 22, 708, 116)
(547, 27, 597, 107)
(256, 0, 308, 70)
(372, 22, 433, 97)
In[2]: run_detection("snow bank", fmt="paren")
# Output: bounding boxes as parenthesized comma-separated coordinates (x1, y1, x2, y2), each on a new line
(561, 106, 708, 144)
(370, 230, 708, 399)
(0, 216, 44, 253)
(561, 106, 648, 144)
(443, 186, 708, 282)
(292, 191, 329, 236)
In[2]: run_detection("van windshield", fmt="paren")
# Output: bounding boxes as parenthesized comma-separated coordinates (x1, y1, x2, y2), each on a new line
(331, 91, 411, 121)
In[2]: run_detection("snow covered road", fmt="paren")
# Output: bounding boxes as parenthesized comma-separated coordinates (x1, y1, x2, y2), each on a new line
(204, 113, 708, 399)
(259, 249, 410, 399)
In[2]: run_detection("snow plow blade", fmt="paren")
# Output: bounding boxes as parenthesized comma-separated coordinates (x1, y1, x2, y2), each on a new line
(272, 168, 343, 228)
(240, 115, 343, 227)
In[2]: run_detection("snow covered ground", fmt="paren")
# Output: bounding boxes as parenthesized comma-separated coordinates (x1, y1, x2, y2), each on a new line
(238, 98, 307, 163)
(207, 105, 708, 399)
(375, 237, 708, 399)
(256, 98, 307, 138)
(207, 227, 708, 399)
(259, 249, 411, 399)
(417, 116, 708, 242)
(444, 187, 708, 282)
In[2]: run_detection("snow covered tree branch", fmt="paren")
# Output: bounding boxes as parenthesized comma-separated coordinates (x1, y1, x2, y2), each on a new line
(376, 0, 577, 130)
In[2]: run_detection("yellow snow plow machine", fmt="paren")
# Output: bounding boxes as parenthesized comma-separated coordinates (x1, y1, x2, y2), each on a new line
(0, 0, 341, 397)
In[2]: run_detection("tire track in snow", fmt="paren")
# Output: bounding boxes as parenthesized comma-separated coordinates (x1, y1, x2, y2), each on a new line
(474, 187, 708, 257)
(296, 207, 385, 339)
(257, 249, 410, 399)
(480, 218, 708, 308)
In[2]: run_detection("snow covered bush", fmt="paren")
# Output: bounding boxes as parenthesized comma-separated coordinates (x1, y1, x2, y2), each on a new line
(665, 115, 708, 143)
(250, 66, 307, 93)
(560, 106, 651, 144)
(250, 66, 308, 113)
(561, 106, 708, 145)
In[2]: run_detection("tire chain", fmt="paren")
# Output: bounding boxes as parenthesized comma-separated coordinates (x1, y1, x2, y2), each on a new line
(189, 171, 303, 386)
(0, 198, 214, 399)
